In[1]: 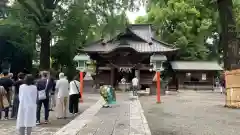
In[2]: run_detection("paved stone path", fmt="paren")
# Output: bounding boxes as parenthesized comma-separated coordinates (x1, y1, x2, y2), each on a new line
(56, 93, 151, 135)
(140, 90, 240, 135)
(0, 94, 100, 135)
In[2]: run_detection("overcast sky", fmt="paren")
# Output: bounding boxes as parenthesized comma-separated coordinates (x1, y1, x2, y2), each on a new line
(126, 6, 146, 24)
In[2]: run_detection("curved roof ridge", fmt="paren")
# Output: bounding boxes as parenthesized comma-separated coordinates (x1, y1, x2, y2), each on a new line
(152, 38, 178, 49)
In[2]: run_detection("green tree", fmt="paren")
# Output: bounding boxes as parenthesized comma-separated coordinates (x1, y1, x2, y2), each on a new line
(0, 22, 34, 73)
(137, 0, 240, 65)
(51, 0, 131, 77)
(14, 0, 61, 70)
(0, 1, 37, 73)
(217, 0, 240, 70)
(137, 0, 215, 60)
(14, 0, 145, 70)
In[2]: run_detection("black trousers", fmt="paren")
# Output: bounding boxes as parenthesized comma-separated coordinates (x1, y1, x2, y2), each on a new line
(36, 99, 49, 121)
(11, 94, 19, 118)
(132, 86, 138, 96)
(69, 94, 79, 114)
(0, 108, 9, 119)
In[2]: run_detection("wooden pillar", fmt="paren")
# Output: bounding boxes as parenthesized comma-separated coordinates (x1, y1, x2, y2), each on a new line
(176, 73, 179, 91)
(156, 71, 161, 103)
(110, 67, 116, 100)
(110, 67, 115, 86)
(212, 74, 215, 90)
(80, 71, 84, 102)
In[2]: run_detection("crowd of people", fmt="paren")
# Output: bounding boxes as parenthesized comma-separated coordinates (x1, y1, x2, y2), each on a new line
(0, 71, 81, 135)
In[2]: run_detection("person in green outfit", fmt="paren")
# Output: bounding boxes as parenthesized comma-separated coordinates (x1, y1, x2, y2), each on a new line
(99, 84, 110, 108)
(99, 83, 116, 108)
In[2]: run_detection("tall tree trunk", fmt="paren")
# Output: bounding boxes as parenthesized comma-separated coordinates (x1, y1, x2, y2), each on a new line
(217, 0, 240, 70)
(39, 28, 51, 70)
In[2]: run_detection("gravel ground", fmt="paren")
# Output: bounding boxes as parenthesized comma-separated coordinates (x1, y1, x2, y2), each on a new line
(140, 90, 240, 135)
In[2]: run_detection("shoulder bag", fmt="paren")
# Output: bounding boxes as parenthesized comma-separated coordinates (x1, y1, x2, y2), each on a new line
(38, 79, 49, 100)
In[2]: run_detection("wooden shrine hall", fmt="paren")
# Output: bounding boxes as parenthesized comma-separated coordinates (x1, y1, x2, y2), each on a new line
(81, 24, 223, 93)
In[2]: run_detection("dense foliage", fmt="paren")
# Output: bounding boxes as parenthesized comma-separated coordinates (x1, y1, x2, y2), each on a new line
(0, 0, 145, 76)
(1, 0, 240, 74)
(136, 0, 240, 64)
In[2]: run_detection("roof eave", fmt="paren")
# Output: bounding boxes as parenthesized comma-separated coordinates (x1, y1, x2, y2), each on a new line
(127, 27, 149, 43)
(152, 38, 177, 48)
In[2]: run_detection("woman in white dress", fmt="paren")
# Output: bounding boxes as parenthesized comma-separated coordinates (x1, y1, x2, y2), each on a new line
(16, 75, 38, 135)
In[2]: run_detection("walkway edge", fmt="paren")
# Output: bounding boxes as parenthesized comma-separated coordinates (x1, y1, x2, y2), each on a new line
(130, 97, 152, 135)
(137, 99, 152, 135)
(54, 98, 104, 135)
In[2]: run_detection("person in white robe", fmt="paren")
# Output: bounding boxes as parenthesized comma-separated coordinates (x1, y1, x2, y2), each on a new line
(55, 73, 69, 119)
(16, 75, 37, 135)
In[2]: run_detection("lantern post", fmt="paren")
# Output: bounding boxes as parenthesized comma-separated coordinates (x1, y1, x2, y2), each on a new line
(150, 54, 166, 103)
(73, 53, 90, 102)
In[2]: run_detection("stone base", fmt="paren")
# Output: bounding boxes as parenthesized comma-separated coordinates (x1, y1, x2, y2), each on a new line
(138, 90, 150, 96)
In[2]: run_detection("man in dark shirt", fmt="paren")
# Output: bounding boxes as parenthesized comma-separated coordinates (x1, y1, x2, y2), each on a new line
(36, 71, 54, 124)
(49, 76, 56, 111)
(0, 71, 14, 119)
(11, 72, 24, 118)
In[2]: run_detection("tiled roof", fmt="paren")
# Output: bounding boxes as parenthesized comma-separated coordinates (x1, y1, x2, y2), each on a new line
(170, 61, 223, 71)
(83, 40, 176, 53)
(128, 24, 153, 42)
(83, 24, 177, 53)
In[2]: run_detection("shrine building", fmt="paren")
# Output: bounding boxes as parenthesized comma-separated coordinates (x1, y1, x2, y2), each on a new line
(81, 24, 223, 93)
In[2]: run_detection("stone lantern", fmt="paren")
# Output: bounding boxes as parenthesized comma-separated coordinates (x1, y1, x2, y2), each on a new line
(73, 53, 90, 72)
(73, 53, 90, 102)
(150, 54, 166, 103)
(150, 54, 166, 71)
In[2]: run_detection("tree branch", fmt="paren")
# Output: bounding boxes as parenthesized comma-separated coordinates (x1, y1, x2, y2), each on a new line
(53, 0, 61, 9)
(17, 0, 43, 24)
(35, 0, 45, 17)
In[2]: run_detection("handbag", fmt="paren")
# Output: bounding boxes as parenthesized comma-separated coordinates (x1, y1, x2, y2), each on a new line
(38, 79, 49, 100)
(73, 81, 81, 98)
(0, 86, 9, 108)
(2, 94, 9, 108)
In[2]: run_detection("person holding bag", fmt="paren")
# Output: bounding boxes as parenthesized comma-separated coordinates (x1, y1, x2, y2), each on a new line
(36, 71, 50, 125)
(0, 85, 10, 119)
(0, 71, 13, 120)
(69, 75, 81, 115)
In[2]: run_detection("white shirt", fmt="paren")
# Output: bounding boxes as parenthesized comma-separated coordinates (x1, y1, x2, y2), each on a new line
(121, 78, 126, 84)
(69, 80, 80, 95)
(17, 84, 37, 129)
(55, 78, 69, 98)
(132, 77, 138, 86)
